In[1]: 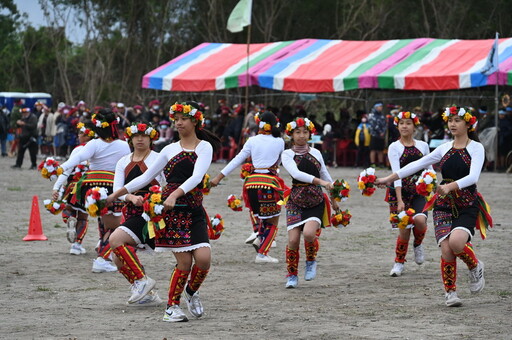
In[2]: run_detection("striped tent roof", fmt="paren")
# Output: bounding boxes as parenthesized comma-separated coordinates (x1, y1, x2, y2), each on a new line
(142, 38, 512, 93)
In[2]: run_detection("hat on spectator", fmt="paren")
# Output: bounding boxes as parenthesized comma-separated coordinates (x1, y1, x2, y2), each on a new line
(133, 105, 143, 110)
(478, 106, 487, 114)
(117, 102, 125, 108)
(149, 100, 160, 107)
(58, 102, 66, 109)
(374, 101, 383, 108)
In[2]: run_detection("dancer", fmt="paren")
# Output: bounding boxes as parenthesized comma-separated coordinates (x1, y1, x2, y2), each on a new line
(59, 109, 130, 272)
(376, 106, 487, 307)
(107, 101, 220, 322)
(52, 122, 95, 255)
(281, 117, 336, 288)
(211, 111, 285, 264)
(110, 122, 163, 307)
(386, 111, 430, 277)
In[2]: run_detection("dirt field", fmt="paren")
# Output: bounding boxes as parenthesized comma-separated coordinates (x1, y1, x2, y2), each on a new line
(1, 153, 511, 340)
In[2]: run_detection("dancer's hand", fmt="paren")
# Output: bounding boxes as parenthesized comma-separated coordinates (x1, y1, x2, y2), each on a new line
(127, 194, 144, 206)
(397, 200, 405, 212)
(320, 180, 334, 191)
(330, 198, 339, 211)
(436, 184, 452, 196)
(210, 174, 223, 187)
(163, 195, 176, 211)
(52, 190, 59, 201)
(105, 194, 116, 207)
(375, 176, 393, 188)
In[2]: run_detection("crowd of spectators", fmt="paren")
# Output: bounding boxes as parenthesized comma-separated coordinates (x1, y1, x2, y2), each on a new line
(1, 98, 511, 171)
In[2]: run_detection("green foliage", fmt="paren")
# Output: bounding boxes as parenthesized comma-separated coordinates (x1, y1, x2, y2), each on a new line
(3, 0, 512, 105)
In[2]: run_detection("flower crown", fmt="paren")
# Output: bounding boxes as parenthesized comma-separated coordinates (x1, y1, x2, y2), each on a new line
(125, 123, 158, 140)
(76, 122, 96, 137)
(442, 106, 478, 132)
(91, 113, 119, 128)
(169, 102, 205, 128)
(285, 117, 316, 136)
(393, 111, 420, 126)
(254, 112, 279, 132)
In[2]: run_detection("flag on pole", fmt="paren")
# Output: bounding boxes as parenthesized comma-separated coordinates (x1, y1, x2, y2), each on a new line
(480, 32, 499, 76)
(227, 0, 252, 33)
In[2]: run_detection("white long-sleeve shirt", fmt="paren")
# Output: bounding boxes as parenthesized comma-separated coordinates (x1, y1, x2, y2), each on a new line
(113, 151, 166, 201)
(124, 140, 212, 195)
(53, 144, 84, 191)
(396, 140, 485, 189)
(60, 138, 130, 172)
(281, 148, 333, 184)
(387, 140, 431, 188)
(221, 134, 284, 176)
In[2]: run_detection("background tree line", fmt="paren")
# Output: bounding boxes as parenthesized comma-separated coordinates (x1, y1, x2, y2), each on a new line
(1, 0, 512, 109)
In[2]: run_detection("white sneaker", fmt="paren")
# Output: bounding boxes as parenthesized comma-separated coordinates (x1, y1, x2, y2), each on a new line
(390, 262, 404, 277)
(445, 291, 462, 307)
(127, 290, 162, 307)
(414, 244, 425, 265)
(469, 261, 485, 293)
(245, 232, 258, 244)
(255, 254, 279, 264)
(66, 217, 77, 243)
(304, 260, 317, 281)
(69, 242, 86, 255)
(128, 276, 156, 303)
(163, 305, 189, 322)
(184, 289, 204, 318)
(91, 257, 118, 273)
(285, 275, 298, 288)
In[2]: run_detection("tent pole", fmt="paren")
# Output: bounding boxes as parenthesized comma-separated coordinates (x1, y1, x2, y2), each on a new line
(245, 25, 251, 117)
(494, 78, 499, 172)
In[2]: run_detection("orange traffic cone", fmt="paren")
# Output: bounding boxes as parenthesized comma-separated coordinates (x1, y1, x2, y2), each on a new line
(23, 195, 48, 241)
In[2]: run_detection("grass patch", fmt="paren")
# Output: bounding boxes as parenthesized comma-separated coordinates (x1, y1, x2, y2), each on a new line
(36, 286, 51, 291)
(7, 186, 22, 191)
(497, 291, 511, 297)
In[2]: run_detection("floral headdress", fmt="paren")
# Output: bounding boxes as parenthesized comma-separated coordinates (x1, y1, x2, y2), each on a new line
(393, 111, 420, 126)
(76, 122, 96, 138)
(254, 112, 280, 133)
(91, 113, 119, 128)
(125, 122, 158, 140)
(285, 117, 316, 136)
(169, 102, 205, 128)
(442, 105, 478, 132)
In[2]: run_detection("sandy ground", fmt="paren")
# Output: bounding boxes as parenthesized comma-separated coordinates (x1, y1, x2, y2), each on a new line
(1, 152, 511, 340)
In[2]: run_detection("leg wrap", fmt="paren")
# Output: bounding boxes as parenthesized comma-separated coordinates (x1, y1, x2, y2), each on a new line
(286, 246, 299, 277)
(187, 265, 209, 294)
(249, 212, 260, 233)
(441, 257, 457, 292)
(168, 267, 190, 306)
(454, 242, 478, 270)
(98, 237, 112, 260)
(258, 221, 277, 256)
(394, 237, 409, 263)
(97, 217, 107, 241)
(304, 239, 319, 262)
(413, 227, 426, 248)
(76, 219, 88, 244)
(113, 245, 145, 284)
(61, 209, 76, 224)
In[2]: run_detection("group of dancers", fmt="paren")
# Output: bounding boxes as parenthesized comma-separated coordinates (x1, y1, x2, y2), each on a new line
(44, 101, 489, 323)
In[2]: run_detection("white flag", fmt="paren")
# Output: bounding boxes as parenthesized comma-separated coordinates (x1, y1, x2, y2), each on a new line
(227, 0, 252, 33)
(480, 32, 499, 76)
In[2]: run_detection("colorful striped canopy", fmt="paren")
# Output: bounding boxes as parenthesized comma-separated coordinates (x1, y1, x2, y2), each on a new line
(142, 38, 512, 93)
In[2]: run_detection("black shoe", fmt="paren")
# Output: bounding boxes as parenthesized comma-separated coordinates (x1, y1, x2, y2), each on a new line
(29, 165, 37, 170)
(1, 153, 7, 157)
(11, 165, 21, 169)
